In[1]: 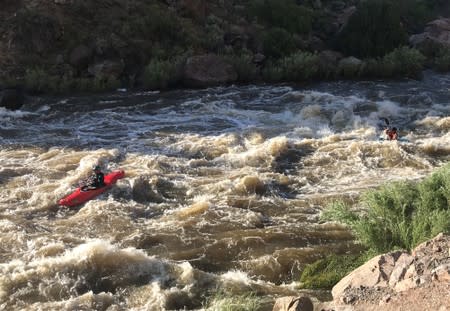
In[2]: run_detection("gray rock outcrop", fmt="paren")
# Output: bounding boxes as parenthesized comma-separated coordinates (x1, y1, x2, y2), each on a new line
(331, 233, 450, 307)
(410, 18, 450, 56)
(272, 296, 314, 311)
(183, 54, 238, 88)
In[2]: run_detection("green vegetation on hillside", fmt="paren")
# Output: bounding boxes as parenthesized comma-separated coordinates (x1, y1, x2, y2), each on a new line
(336, 0, 408, 58)
(249, 0, 314, 35)
(0, 0, 447, 94)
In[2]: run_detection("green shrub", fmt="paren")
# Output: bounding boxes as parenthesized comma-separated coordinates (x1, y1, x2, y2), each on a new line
(262, 28, 297, 58)
(202, 15, 226, 52)
(249, 0, 313, 34)
(261, 61, 284, 82)
(204, 291, 261, 311)
(321, 164, 450, 253)
(24, 68, 123, 94)
(380, 46, 425, 78)
(225, 53, 260, 83)
(434, 48, 450, 72)
(24, 68, 59, 93)
(262, 51, 321, 82)
(118, 3, 185, 44)
(277, 52, 321, 81)
(143, 56, 184, 90)
(336, 0, 408, 58)
(360, 47, 425, 78)
(300, 253, 373, 289)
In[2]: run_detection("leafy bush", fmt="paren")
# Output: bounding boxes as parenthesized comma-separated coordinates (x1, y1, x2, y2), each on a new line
(143, 56, 185, 90)
(118, 3, 185, 44)
(225, 53, 260, 83)
(24, 68, 59, 93)
(202, 15, 226, 52)
(360, 47, 425, 78)
(262, 51, 321, 82)
(278, 52, 321, 81)
(262, 28, 297, 58)
(336, 0, 408, 58)
(261, 61, 284, 82)
(249, 0, 313, 34)
(434, 48, 450, 72)
(321, 164, 450, 253)
(379, 46, 425, 78)
(24, 68, 123, 94)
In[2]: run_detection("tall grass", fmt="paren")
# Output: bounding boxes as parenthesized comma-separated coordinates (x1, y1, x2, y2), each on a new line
(321, 163, 450, 253)
(262, 51, 321, 82)
(300, 252, 375, 289)
(204, 291, 261, 311)
(143, 56, 185, 90)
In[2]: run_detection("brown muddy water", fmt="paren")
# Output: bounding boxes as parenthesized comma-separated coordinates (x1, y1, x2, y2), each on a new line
(0, 72, 449, 310)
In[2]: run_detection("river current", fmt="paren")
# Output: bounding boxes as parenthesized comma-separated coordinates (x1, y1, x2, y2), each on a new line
(0, 72, 449, 310)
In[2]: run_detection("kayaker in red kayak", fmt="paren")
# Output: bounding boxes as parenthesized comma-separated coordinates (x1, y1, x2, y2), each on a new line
(384, 127, 398, 140)
(81, 165, 105, 191)
(59, 169, 125, 207)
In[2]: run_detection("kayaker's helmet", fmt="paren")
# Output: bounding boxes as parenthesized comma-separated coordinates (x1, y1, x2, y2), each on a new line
(93, 165, 101, 172)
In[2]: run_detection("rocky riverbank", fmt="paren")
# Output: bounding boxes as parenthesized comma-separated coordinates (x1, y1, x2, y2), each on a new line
(0, 0, 450, 106)
(273, 233, 450, 311)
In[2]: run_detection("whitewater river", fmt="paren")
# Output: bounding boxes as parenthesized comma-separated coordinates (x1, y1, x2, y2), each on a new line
(0, 72, 449, 310)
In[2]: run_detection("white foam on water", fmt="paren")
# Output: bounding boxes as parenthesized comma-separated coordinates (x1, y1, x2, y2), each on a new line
(1, 74, 450, 308)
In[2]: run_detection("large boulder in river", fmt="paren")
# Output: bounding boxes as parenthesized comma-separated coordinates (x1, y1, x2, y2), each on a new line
(0, 87, 24, 110)
(183, 54, 237, 88)
(410, 18, 450, 56)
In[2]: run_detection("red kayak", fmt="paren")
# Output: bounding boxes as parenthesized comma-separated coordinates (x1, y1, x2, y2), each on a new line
(59, 170, 125, 207)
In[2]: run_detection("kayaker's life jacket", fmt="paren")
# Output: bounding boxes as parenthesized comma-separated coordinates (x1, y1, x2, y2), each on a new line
(385, 129, 398, 140)
(90, 171, 105, 187)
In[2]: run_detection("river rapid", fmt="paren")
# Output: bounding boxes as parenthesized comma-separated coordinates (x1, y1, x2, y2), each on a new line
(0, 72, 449, 310)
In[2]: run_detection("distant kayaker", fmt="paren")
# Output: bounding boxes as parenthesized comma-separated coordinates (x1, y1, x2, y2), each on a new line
(384, 127, 398, 140)
(81, 165, 105, 191)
